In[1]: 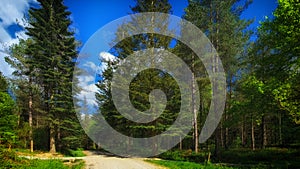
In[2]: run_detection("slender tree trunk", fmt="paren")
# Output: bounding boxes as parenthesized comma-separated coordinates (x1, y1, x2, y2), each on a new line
(29, 76, 33, 153)
(278, 112, 282, 145)
(251, 115, 255, 150)
(220, 121, 224, 148)
(261, 115, 267, 149)
(225, 125, 229, 149)
(179, 136, 182, 150)
(241, 115, 246, 147)
(226, 73, 233, 149)
(192, 54, 198, 153)
(209, 0, 220, 158)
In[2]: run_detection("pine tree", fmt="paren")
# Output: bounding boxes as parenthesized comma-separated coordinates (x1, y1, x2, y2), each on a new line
(26, 0, 80, 153)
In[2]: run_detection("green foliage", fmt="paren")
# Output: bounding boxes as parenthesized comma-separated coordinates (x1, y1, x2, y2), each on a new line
(218, 148, 300, 168)
(65, 148, 86, 157)
(0, 90, 18, 149)
(159, 150, 208, 163)
(147, 160, 236, 169)
(251, 0, 300, 124)
(96, 0, 176, 151)
(0, 72, 8, 92)
(158, 148, 300, 168)
(21, 0, 83, 153)
(33, 127, 49, 151)
(0, 149, 23, 168)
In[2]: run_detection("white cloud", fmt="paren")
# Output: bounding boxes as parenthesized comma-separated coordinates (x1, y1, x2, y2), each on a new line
(76, 61, 98, 107)
(99, 51, 116, 62)
(76, 53, 116, 108)
(98, 51, 117, 74)
(0, 0, 37, 77)
(83, 61, 99, 74)
(76, 72, 98, 113)
(0, 0, 30, 26)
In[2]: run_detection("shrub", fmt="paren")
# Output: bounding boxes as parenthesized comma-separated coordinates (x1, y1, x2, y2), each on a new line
(66, 148, 86, 157)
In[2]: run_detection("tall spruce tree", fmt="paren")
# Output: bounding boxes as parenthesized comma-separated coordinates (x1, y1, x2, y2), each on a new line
(26, 0, 80, 153)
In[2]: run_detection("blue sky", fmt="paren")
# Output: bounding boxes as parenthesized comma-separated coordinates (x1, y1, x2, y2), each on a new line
(65, 0, 277, 45)
(0, 0, 277, 78)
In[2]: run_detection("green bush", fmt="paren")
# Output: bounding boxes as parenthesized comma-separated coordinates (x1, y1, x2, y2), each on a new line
(0, 149, 24, 168)
(66, 148, 86, 157)
(218, 148, 300, 168)
(159, 150, 186, 161)
(159, 150, 207, 163)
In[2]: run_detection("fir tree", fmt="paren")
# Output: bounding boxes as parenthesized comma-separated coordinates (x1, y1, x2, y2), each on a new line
(26, 0, 81, 153)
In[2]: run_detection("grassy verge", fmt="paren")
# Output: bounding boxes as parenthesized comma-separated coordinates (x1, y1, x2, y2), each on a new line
(147, 160, 236, 169)
(157, 148, 300, 168)
(20, 159, 84, 169)
(0, 149, 84, 169)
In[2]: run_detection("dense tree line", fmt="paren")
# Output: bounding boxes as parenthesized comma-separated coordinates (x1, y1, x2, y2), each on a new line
(0, 0, 299, 159)
(94, 0, 300, 156)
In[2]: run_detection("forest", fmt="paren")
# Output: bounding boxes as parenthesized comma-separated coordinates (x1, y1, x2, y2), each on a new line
(0, 0, 299, 168)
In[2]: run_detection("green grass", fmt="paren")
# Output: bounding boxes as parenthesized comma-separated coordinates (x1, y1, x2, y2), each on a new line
(156, 148, 300, 169)
(65, 148, 86, 157)
(20, 159, 73, 169)
(0, 149, 84, 169)
(147, 160, 237, 169)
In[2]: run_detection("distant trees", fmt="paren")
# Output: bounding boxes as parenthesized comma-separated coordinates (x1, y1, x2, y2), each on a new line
(96, 0, 178, 154)
(95, 0, 300, 157)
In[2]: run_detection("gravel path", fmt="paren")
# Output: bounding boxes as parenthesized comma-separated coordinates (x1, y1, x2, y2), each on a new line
(83, 151, 163, 169)
(20, 150, 163, 169)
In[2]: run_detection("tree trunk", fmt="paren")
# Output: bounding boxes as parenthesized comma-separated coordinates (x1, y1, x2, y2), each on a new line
(49, 126, 56, 153)
(29, 76, 33, 153)
(251, 115, 255, 150)
(241, 115, 246, 147)
(261, 115, 267, 149)
(179, 136, 182, 150)
(220, 121, 224, 148)
(278, 112, 282, 145)
(192, 54, 198, 153)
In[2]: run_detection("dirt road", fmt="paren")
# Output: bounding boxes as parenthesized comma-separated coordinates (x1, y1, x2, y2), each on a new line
(83, 151, 164, 169)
